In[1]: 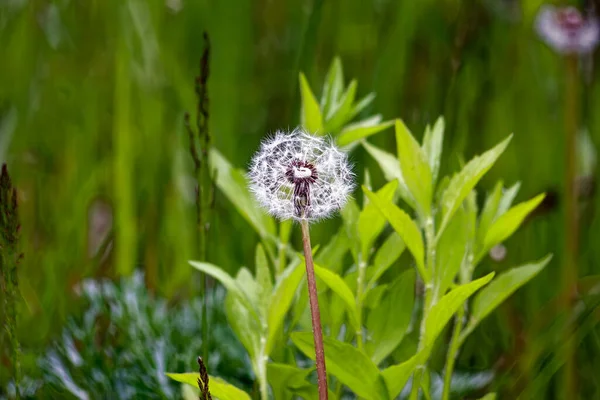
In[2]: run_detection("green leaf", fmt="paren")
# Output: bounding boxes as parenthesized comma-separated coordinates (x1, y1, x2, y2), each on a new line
(299, 73, 323, 133)
(363, 184, 427, 282)
(358, 179, 397, 259)
(320, 57, 344, 117)
(348, 92, 376, 121)
(324, 80, 357, 133)
(313, 263, 360, 332)
(225, 293, 261, 361)
(267, 363, 312, 400)
(476, 182, 503, 250)
(497, 181, 521, 217)
(209, 149, 275, 239)
(189, 261, 255, 315)
(436, 205, 468, 297)
(341, 198, 361, 263)
(367, 232, 406, 292)
(381, 352, 424, 399)
(266, 260, 304, 355)
(477, 393, 497, 400)
(425, 273, 494, 348)
(291, 332, 388, 400)
(478, 193, 545, 262)
(395, 119, 433, 217)
(438, 135, 512, 238)
(315, 226, 349, 275)
(337, 117, 394, 147)
(166, 373, 251, 400)
(366, 269, 415, 364)
(255, 244, 273, 319)
(467, 255, 551, 336)
(361, 141, 417, 210)
(421, 116, 444, 185)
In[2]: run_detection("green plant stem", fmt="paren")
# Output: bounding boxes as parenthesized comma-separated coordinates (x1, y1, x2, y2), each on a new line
(410, 217, 437, 399)
(561, 54, 579, 399)
(301, 218, 328, 400)
(442, 307, 464, 400)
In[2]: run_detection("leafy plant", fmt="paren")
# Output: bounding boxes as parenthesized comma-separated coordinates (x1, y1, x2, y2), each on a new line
(32, 272, 250, 400)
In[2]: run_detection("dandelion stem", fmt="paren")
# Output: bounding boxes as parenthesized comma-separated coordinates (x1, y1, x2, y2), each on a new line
(301, 218, 328, 400)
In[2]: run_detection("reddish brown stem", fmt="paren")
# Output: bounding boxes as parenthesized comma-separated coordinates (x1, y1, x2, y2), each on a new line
(301, 218, 328, 400)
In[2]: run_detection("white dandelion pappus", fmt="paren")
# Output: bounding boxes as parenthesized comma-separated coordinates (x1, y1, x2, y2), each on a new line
(248, 129, 354, 222)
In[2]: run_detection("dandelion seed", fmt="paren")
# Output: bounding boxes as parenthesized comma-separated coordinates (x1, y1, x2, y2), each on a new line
(248, 128, 354, 221)
(535, 5, 599, 55)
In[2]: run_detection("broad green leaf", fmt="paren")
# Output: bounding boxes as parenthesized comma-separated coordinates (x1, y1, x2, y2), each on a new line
(313, 264, 360, 332)
(477, 394, 497, 400)
(468, 255, 551, 335)
(436, 206, 468, 297)
(324, 80, 357, 133)
(299, 73, 323, 133)
(438, 135, 512, 238)
(358, 180, 398, 258)
(166, 373, 251, 400)
(381, 352, 424, 399)
(267, 363, 312, 400)
(255, 244, 273, 319)
(363, 185, 427, 281)
(291, 332, 389, 400)
(235, 267, 259, 309)
(225, 293, 261, 361)
(476, 182, 504, 250)
(338, 117, 394, 147)
(497, 181, 521, 216)
(315, 226, 349, 275)
(189, 261, 255, 315)
(266, 261, 304, 355)
(478, 193, 545, 261)
(363, 284, 389, 308)
(320, 57, 344, 117)
(362, 141, 417, 210)
(209, 149, 275, 239)
(366, 269, 415, 364)
(421, 116, 444, 185)
(396, 119, 433, 217)
(348, 92, 376, 121)
(367, 232, 406, 292)
(425, 273, 494, 348)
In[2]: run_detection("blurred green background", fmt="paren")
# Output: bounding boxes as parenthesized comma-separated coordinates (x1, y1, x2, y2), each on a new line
(1, 0, 599, 398)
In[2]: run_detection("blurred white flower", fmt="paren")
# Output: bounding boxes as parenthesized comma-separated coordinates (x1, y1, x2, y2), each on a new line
(248, 129, 354, 221)
(535, 5, 599, 55)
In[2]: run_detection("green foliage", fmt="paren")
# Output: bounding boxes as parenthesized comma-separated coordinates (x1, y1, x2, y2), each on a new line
(35, 273, 250, 399)
(167, 373, 251, 400)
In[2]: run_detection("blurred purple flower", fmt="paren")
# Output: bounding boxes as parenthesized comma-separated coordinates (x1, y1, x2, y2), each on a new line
(535, 5, 599, 55)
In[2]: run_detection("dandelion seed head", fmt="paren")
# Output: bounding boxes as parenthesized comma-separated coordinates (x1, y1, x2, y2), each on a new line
(535, 5, 599, 55)
(248, 128, 354, 222)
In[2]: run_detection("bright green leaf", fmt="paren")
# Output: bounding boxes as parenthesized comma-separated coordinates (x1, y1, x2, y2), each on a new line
(166, 373, 251, 400)
(467, 255, 551, 336)
(348, 92, 376, 121)
(366, 269, 415, 365)
(478, 193, 545, 262)
(209, 149, 275, 240)
(421, 116, 444, 185)
(225, 293, 261, 361)
(477, 393, 497, 400)
(381, 351, 424, 399)
(267, 363, 312, 400)
(436, 205, 468, 297)
(497, 181, 521, 217)
(363, 185, 427, 282)
(324, 80, 357, 133)
(313, 263, 360, 332)
(358, 179, 397, 259)
(291, 332, 388, 400)
(299, 73, 323, 133)
(320, 57, 344, 117)
(425, 273, 494, 348)
(266, 260, 304, 355)
(255, 244, 273, 319)
(476, 182, 503, 251)
(367, 232, 406, 292)
(315, 226, 349, 275)
(438, 135, 512, 238)
(395, 119, 433, 217)
(338, 117, 394, 147)
(361, 141, 417, 210)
